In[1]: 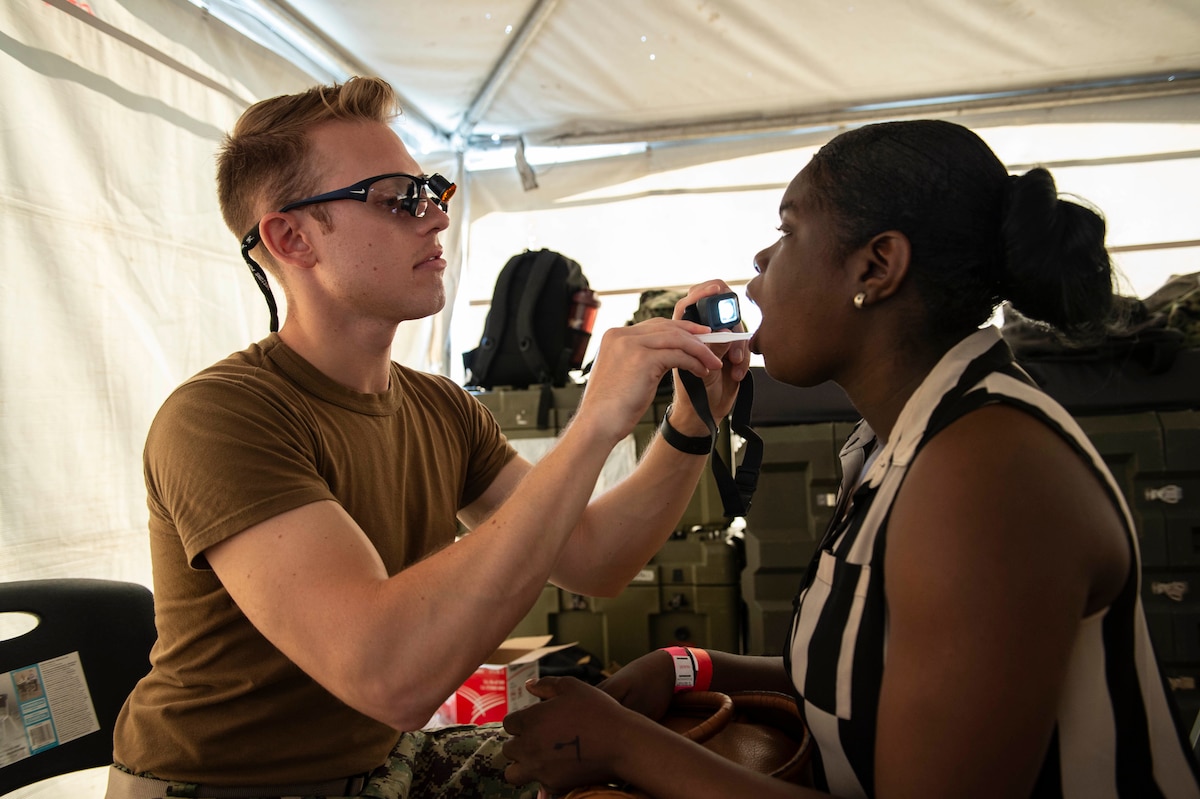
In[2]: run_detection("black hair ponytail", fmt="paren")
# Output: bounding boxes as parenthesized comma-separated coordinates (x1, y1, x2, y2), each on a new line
(999, 168, 1115, 343)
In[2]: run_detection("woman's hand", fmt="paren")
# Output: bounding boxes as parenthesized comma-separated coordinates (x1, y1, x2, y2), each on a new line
(503, 676, 648, 794)
(596, 649, 677, 721)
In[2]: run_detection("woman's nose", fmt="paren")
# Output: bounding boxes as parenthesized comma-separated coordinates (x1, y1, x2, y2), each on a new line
(745, 272, 763, 306)
(752, 247, 770, 274)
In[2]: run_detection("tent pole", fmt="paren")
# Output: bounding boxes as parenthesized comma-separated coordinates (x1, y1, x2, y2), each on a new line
(455, 0, 561, 142)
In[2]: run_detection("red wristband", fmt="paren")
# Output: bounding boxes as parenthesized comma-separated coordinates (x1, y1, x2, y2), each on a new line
(691, 647, 713, 692)
(663, 646, 713, 693)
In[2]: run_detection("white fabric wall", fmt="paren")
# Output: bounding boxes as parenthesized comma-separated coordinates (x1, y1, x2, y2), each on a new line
(0, 0, 313, 584)
(0, 0, 315, 793)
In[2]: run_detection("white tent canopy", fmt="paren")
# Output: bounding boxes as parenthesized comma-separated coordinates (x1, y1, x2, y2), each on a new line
(216, 0, 1200, 376)
(1, 2, 1198, 791)
(228, 0, 1200, 148)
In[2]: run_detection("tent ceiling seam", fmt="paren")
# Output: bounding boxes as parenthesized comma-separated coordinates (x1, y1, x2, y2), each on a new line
(1109, 239, 1200, 254)
(478, 147, 1200, 211)
(1006, 149, 1200, 173)
(520, 72, 1200, 149)
(250, 0, 451, 144)
(260, 0, 370, 76)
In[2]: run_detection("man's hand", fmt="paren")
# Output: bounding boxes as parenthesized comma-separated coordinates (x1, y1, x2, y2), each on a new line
(572, 316, 723, 446)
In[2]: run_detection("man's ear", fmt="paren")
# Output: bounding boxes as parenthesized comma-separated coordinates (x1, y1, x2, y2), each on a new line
(258, 212, 316, 270)
(850, 230, 911, 303)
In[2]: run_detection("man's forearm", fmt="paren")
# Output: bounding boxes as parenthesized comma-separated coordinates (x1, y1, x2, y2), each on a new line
(550, 428, 711, 596)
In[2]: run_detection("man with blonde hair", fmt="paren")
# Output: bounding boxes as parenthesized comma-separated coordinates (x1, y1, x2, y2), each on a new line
(108, 76, 748, 798)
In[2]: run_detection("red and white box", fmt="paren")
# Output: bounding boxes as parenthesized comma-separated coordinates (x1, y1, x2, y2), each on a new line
(428, 635, 574, 727)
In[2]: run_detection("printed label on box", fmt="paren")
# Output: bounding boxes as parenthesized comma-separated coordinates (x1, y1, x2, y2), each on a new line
(455, 661, 538, 724)
(0, 652, 100, 768)
(424, 636, 576, 728)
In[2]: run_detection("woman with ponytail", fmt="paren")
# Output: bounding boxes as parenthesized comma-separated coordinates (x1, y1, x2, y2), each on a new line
(501, 120, 1200, 799)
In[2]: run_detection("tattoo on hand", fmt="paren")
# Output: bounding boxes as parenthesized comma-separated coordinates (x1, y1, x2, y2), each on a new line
(554, 736, 582, 761)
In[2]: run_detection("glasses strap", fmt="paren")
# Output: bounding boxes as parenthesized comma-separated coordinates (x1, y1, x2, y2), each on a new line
(241, 231, 280, 332)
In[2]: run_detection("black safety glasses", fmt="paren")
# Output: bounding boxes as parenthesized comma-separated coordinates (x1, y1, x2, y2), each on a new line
(239, 173, 457, 332)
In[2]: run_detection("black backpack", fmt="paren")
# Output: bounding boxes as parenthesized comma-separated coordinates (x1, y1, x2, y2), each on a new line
(463, 249, 594, 390)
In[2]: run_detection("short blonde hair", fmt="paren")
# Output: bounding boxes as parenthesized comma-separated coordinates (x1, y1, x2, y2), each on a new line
(216, 76, 401, 244)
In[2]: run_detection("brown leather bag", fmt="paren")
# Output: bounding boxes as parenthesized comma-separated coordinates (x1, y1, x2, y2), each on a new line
(562, 690, 813, 798)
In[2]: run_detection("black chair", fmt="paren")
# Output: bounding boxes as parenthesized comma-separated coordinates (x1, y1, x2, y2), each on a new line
(0, 579, 156, 795)
(1192, 708, 1200, 765)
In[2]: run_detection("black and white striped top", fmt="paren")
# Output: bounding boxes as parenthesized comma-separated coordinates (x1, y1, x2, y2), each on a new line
(786, 327, 1200, 798)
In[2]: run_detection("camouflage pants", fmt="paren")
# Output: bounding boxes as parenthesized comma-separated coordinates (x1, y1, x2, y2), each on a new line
(110, 723, 537, 799)
(360, 723, 539, 799)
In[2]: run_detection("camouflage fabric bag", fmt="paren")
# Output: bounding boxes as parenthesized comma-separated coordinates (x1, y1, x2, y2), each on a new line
(360, 723, 539, 799)
(628, 289, 686, 325)
(1145, 271, 1200, 348)
(109, 725, 536, 799)
(623, 289, 686, 394)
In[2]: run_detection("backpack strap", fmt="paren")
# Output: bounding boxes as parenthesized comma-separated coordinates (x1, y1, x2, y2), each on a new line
(514, 249, 566, 384)
(464, 251, 527, 386)
(537, 382, 554, 430)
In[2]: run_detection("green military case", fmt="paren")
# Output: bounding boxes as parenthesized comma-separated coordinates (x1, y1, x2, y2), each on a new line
(649, 531, 741, 656)
(737, 422, 856, 655)
(637, 398, 733, 533)
(483, 384, 719, 668)
(474, 383, 585, 438)
(554, 572, 663, 670)
(508, 572, 662, 670)
(1078, 408, 1200, 731)
(506, 533, 742, 670)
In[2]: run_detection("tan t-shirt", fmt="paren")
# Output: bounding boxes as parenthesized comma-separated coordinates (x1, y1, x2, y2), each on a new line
(113, 336, 517, 784)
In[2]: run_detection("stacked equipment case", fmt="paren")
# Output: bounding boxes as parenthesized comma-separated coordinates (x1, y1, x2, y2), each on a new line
(477, 383, 740, 669)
